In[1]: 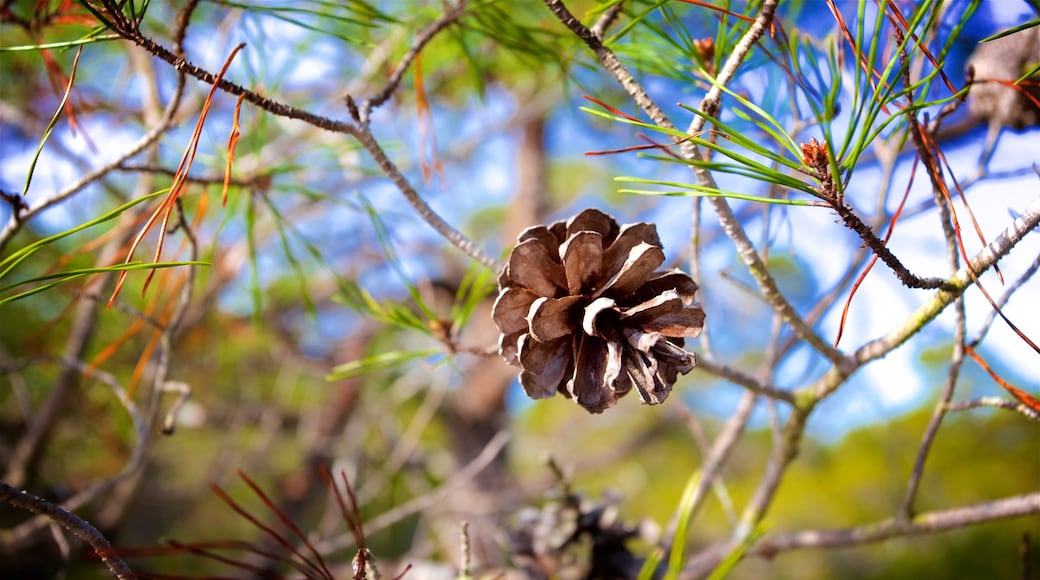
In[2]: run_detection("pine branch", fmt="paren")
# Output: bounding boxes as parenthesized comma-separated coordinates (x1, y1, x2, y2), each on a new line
(0, 482, 136, 579)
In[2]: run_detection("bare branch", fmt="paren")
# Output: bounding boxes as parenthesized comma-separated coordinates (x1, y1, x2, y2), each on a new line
(91, 8, 497, 271)
(830, 203, 955, 290)
(360, 1, 469, 119)
(351, 123, 500, 271)
(970, 251, 1040, 347)
(678, 391, 757, 535)
(544, 0, 843, 370)
(0, 482, 136, 579)
(0, 79, 186, 254)
(897, 52, 970, 512)
(695, 357, 795, 404)
(590, 1, 624, 40)
(899, 309, 966, 518)
(753, 492, 1040, 555)
(122, 32, 357, 135)
(855, 195, 1040, 366)
(946, 397, 1040, 420)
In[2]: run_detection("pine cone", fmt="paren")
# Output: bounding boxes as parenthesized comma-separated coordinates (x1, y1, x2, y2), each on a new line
(492, 209, 705, 413)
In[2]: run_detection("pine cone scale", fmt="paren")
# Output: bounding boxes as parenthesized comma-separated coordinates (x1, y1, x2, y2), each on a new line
(560, 230, 604, 295)
(518, 334, 573, 399)
(596, 242, 665, 298)
(570, 334, 627, 413)
(528, 295, 584, 342)
(508, 238, 567, 297)
(619, 290, 706, 338)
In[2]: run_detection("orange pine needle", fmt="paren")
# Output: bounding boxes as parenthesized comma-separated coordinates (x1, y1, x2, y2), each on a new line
(834, 155, 919, 346)
(674, 0, 754, 24)
(880, 0, 958, 97)
(975, 78, 1040, 112)
(109, 43, 246, 307)
(414, 53, 443, 183)
(914, 122, 1038, 354)
(965, 346, 1040, 413)
(585, 132, 690, 159)
(825, 0, 891, 115)
(923, 127, 1003, 284)
(585, 142, 660, 156)
(223, 94, 246, 207)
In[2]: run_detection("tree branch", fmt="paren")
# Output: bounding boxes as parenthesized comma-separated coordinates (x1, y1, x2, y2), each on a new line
(695, 357, 795, 404)
(124, 33, 357, 135)
(543, 0, 844, 370)
(359, 0, 469, 119)
(127, 8, 494, 270)
(687, 493, 1040, 576)
(855, 195, 1040, 366)
(677, 391, 757, 536)
(830, 203, 955, 290)
(753, 492, 1040, 556)
(0, 482, 136, 579)
(351, 124, 500, 271)
(946, 397, 1040, 420)
(0, 78, 186, 254)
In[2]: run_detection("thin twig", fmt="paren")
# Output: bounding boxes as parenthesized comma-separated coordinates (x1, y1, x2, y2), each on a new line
(459, 521, 473, 579)
(695, 357, 795, 404)
(677, 391, 757, 536)
(945, 397, 1040, 421)
(91, 6, 498, 270)
(590, 1, 625, 40)
(734, 404, 810, 541)
(172, 0, 201, 56)
(830, 203, 956, 290)
(688, 197, 713, 355)
(896, 39, 970, 513)
(854, 195, 1040, 366)
(115, 163, 260, 187)
(0, 482, 137, 579)
(543, 0, 843, 371)
(969, 251, 1040, 348)
(752, 492, 1040, 555)
(315, 429, 511, 555)
(689, 492, 1040, 574)
(3, 237, 124, 488)
(122, 32, 357, 135)
(899, 305, 966, 518)
(0, 83, 185, 254)
(360, 1, 469, 119)
(351, 123, 500, 271)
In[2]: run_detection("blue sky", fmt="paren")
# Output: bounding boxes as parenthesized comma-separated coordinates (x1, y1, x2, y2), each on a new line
(1, 1, 1037, 440)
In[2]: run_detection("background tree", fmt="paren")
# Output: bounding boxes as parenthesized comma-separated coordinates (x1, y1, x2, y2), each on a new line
(1, 0, 1038, 578)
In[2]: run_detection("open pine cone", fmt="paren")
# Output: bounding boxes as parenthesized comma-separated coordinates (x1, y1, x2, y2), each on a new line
(493, 208, 705, 413)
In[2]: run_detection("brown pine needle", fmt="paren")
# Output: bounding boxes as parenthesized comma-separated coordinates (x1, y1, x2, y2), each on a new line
(223, 94, 246, 207)
(109, 43, 247, 307)
(966, 346, 1040, 413)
